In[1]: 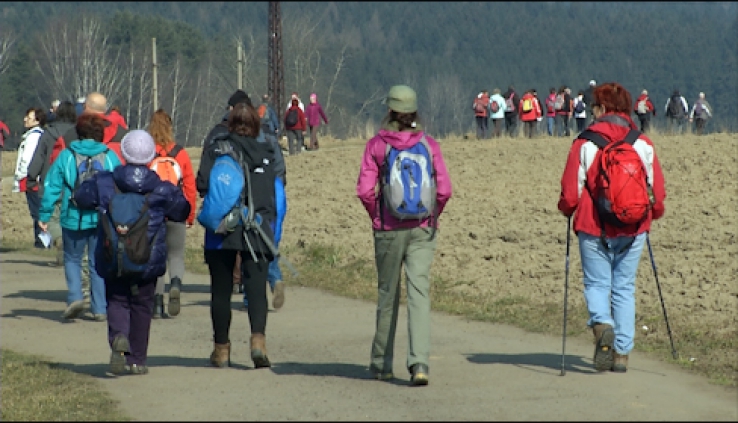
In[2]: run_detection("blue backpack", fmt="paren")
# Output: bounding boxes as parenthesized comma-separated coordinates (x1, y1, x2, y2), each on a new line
(381, 136, 437, 222)
(99, 187, 153, 280)
(70, 149, 107, 207)
(197, 141, 281, 263)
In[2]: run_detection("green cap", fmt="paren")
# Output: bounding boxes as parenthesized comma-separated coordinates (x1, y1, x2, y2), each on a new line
(386, 85, 417, 113)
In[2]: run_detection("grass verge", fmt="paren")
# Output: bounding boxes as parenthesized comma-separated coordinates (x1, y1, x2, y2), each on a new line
(0, 349, 129, 421)
(185, 242, 735, 388)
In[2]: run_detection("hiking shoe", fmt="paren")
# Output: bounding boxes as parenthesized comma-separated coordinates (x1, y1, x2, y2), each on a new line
(62, 300, 85, 320)
(410, 363, 429, 386)
(272, 281, 285, 310)
(369, 365, 393, 381)
(109, 335, 130, 375)
(612, 353, 628, 373)
(92, 314, 106, 322)
(168, 277, 182, 317)
(128, 364, 149, 375)
(593, 323, 615, 372)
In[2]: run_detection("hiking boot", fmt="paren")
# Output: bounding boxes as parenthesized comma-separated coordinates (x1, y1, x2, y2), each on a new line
(92, 314, 106, 322)
(409, 363, 429, 386)
(62, 300, 85, 320)
(613, 353, 629, 373)
(250, 333, 271, 368)
(128, 364, 149, 375)
(210, 342, 231, 368)
(152, 294, 165, 319)
(168, 277, 182, 317)
(272, 281, 286, 310)
(592, 323, 615, 372)
(369, 365, 393, 381)
(110, 334, 130, 375)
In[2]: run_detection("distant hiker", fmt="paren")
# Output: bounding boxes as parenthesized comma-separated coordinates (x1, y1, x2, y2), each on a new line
(583, 80, 596, 124)
(689, 92, 712, 135)
(14, 107, 46, 248)
(356, 84, 453, 386)
(489, 88, 506, 138)
(473, 90, 490, 139)
(0, 118, 9, 179)
(107, 105, 128, 130)
(633, 90, 656, 133)
(664, 89, 688, 134)
(555, 86, 573, 137)
(503, 86, 519, 138)
(75, 96, 86, 117)
(545, 87, 557, 136)
(38, 113, 122, 322)
(148, 109, 197, 318)
(73, 129, 190, 375)
(305, 92, 329, 150)
(258, 94, 280, 147)
(285, 98, 307, 155)
(48, 99, 60, 123)
(519, 89, 542, 139)
(202, 89, 252, 150)
(196, 103, 278, 369)
(558, 82, 666, 374)
(27, 100, 77, 264)
(532, 89, 544, 134)
(573, 91, 587, 133)
(285, 91, 305, 113)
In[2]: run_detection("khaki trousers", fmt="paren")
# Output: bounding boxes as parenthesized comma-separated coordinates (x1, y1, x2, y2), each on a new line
(370, 227, 437, 373)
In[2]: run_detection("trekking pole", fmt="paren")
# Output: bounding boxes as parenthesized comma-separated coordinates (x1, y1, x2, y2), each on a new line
(560, 216, 572, 376)
(646, 233, 678, 360)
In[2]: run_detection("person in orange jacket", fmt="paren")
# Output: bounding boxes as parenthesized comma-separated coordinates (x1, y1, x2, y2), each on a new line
(519, 89, 542, 138)
(147, 108, 197, 318)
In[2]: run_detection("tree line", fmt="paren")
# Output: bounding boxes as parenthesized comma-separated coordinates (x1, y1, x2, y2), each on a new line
(0, 1, 735, 146)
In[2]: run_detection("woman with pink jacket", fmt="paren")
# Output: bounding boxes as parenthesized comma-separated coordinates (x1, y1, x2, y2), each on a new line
(356, 85, 452, 386)
(305, 93, 328, 150)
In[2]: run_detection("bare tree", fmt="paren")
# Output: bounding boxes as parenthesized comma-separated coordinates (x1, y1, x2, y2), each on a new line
(0, 31, 17, 76)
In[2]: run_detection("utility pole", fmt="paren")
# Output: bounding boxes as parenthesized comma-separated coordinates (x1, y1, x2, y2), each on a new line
(237, 43, 243, 90)
(152, 38, 158, 111)
(268, 1, 284, 124)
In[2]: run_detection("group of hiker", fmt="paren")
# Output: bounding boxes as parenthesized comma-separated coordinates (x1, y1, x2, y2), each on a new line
(472, 80, 714, 139)
(4, 80, 667, 385)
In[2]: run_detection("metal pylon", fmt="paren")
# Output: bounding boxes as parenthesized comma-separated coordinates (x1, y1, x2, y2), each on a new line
(268, 1, 284, 124)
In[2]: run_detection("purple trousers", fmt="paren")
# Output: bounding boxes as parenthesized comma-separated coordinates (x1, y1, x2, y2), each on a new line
(106, 278, 156, 366)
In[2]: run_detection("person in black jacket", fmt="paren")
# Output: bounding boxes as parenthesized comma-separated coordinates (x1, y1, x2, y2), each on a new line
(583, 80, 596, 124)
(503, 86, 520, 138)
(196, 102, 277, 369)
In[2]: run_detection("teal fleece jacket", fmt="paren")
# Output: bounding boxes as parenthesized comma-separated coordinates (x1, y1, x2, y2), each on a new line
(39, 140, 122, 230)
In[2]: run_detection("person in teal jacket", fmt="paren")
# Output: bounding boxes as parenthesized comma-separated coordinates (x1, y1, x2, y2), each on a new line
(39, 114, 122, 321)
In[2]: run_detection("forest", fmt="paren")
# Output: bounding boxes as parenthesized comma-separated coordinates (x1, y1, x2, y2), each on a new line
(0, 1, 735, 145)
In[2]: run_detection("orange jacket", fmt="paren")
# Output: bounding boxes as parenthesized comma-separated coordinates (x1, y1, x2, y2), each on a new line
(155, 143, 197, 224)
(519, 93, 542, 122)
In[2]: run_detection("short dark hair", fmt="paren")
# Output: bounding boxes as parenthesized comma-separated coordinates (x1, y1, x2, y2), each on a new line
(227, 103, 260, 138)
(56, 101, 77, 123)
(26, 107, 47, 127)
(76, 113, 106, 142)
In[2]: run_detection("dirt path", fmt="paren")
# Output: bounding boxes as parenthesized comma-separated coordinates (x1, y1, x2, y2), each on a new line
(1, 252, 735, 421)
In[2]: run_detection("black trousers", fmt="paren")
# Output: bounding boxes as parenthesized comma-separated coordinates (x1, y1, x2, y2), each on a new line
(475, 116, 489, 139)
(504, 113, 518, 137)
(205, 249, 269, 344)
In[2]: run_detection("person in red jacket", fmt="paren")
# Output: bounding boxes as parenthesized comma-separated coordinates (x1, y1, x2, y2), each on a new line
(0, 118, 9, 180)
(107, 105, 129, 130)
(284, 98, 306, 155)
(633, 89, 656, 133)
(557, 82, 666, 374)
(519, 89, 542, 138)
(473, 90, 490, 139)
(148, 108, 197, 319)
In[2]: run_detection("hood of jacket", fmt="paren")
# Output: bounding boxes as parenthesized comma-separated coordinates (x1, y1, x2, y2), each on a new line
(227, 133, 275, 170)
(68, 139, 112, 157)
(376, 123, 425, 151)
(112, 164, 166, 194)
(587, 113, 638, 143)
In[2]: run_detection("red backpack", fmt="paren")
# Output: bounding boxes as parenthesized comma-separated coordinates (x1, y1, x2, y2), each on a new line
(582, 129, 652, 230)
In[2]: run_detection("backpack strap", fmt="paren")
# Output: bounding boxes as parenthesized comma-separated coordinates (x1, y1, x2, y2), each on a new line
(167, 144, 183, 158)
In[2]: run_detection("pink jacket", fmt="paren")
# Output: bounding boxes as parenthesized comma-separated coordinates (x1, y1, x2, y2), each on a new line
(356, 128, 452, 231)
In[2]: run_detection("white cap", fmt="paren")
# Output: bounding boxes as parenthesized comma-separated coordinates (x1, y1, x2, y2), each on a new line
(589, 80, 596, 86)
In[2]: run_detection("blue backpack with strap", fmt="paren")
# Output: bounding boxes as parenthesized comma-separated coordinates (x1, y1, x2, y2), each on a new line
(381, 136, 437, 222)
(197, 141, 246, 234)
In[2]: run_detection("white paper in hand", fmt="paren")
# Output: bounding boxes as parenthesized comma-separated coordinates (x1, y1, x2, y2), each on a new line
(38, 232, 52, 248)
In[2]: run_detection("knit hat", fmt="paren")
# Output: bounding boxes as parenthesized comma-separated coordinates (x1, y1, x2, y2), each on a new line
(227, 90, 251, 107)
(310, 93, 317, 101)
(121, 130, 157, 165)
(385, 85, 417, 113)
(589, 80, 596, 86)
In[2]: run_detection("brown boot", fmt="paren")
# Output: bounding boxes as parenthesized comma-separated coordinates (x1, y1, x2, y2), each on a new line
(210, 342, 231, 368)
(613, 353, 628, 373)
(250, 333, 271, 368)
(592, 323, 615, 372)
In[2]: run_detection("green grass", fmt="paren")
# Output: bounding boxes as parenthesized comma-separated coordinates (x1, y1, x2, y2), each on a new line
(183, 241, 737, 388)
(0, 349, 130, 421)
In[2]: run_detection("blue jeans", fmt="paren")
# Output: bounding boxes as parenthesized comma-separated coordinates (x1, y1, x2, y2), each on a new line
(578, 232, 646, 355)
(546, 116, 555, 136)
(243, 257, 281, 308)
(63, 228, 106, 314)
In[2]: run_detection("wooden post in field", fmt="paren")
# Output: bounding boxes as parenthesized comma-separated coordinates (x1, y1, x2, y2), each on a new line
(152, 38, 158, 111)
(237, 43, 243, 90)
